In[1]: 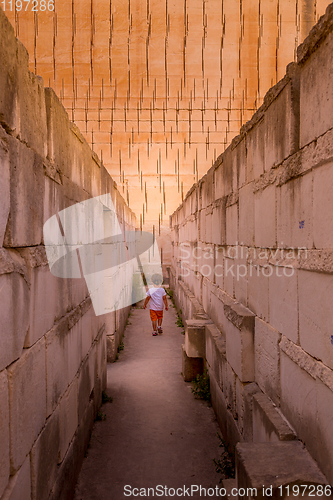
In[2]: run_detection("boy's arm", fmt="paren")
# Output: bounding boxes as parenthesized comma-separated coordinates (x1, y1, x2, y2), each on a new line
(163, 295, 168, 310)
(143, 296, 150, 309)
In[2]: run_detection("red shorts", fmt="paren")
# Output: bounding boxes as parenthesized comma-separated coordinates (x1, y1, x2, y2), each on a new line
(150, 310, 163, 321)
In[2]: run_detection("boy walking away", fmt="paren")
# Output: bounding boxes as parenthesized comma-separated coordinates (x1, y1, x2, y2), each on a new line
(143, 274, 168, 336)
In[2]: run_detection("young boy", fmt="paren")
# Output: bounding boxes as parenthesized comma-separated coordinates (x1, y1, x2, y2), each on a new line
(143, 274, 168, 336)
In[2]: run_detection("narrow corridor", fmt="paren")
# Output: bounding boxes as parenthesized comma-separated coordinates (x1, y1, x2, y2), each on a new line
(74, 295, 222, 499)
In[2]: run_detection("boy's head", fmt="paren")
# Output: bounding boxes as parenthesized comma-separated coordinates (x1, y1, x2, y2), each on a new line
(151, 273, 163, 286)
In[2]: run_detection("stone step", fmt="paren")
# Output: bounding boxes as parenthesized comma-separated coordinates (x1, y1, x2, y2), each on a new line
(236, 441, 329, 500)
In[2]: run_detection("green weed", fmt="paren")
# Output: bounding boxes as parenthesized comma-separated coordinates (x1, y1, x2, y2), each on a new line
(213, 434, 235, 481)
(191, 369, 211, 401)
(102, 391, 113, 404)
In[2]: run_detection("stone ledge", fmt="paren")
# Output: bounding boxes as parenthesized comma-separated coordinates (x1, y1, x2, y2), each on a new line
(224, 302, 255, 332)
(236, 441, 328, 499)
(253, 392, 296, 443)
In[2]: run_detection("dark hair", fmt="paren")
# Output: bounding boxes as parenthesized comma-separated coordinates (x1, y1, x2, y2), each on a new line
(151, 273, 163, 285)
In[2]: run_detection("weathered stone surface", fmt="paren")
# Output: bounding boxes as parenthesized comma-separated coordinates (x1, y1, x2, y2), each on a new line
(254, 185, 276, 248)
(280, 346, 317, 459)
(0, 9, 47, 157)
(226, 203, 238, 246)
(299, 27, 333, 147)
(316, 378, 333, 486)
(205, 323, 226, 390)
(252, 392, 296, 443)
(1, 455, 31, 500)
(298, 270, 333, 370)
(0, 128, 10, 246)
(46, 316, 82, 416)
(181, 344, 203, 382)
(30, 406, 60, 500)
(0, 269, 29, 371)
(277, 172, 314, 249)
(59, 379, 78, 463)
(239, 182, 254, 246)
(8, 338, 46, 473)
(268, 268, 298, 343)
(185, 319, 209, 359)
(247, 265, 269, 322)
(242, 382, 261, 442)
(313, 161, 333, 249)
(264, 82, 295, 172)
(254, 318, 281, 405)
(236, 441, 328, 500)
(0, 370, 10, 498)
(210, 372, 243, 451)
(4, 137, 44, 247)
(246, 119, 265, 182)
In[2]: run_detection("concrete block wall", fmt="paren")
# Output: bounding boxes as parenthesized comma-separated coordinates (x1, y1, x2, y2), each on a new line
(0, 8, 135, 500)
(169, 3, 333, 487)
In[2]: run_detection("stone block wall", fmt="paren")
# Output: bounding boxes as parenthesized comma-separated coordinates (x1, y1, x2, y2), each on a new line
(0, 8, 135, 500)
(170, 4, 333, 487)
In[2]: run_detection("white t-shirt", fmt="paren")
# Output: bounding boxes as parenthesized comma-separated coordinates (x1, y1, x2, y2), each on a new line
(146, 287, 166, 311)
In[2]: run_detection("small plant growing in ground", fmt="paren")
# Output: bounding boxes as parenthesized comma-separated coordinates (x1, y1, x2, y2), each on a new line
(117, 341, 124, 352)
(102, 391, 113, 404)
(95, 410, 106, 421)
(213, 434, 235, 481)
(191, 369, 211, 401)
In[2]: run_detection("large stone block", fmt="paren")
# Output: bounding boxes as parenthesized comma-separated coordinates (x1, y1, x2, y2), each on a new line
(46, 316, 81, 416)
(269, 267, 298, 342)
(313, 161, 333, 249)
(0, 128, 10, 246)
(242, 382, 262, 442)
(1, 455, 31, 500)
(20, 247, 74, 347)
(264, 81, 296, 171)
(0, 370, 10, 498)
(247, 264, 269, 322)
(299, 30, 333, 148)
(234, 256, 248, 307)
(224, 301, 255, 382)
(45, 88, 73, 179)
(212, 199, 226, 245)
(181, 345, 203, 382)
(185, 320, 209, 358)
(226, 203, 238, 246)
(252, 392, 296, 443)
(254, 185, 276, 248)
(210, 372, 242, 451)
(0, 10, 47, 157)
(222, 361, 236, 416)
(299, 270, 333, 370)
(205, 323, 226, 390)
(59, 379, 78, 463)
(31, 406, 60, 500)
(0, 264, 29, 371)
(246, 119, 265, 181)
(239, 182, 254, 246)
(4, 137, 44, 247)
(236, 441, 328, 500)
(280, 341, 317, 459)
(277, 172, 314, 249)
(8, 338, 46, 472)
(254, 318, 281, 405)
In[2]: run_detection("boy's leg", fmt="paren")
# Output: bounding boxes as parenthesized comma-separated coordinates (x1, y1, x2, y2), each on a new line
(157, 312, 163, 333)
(152, 319, 157, 331)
